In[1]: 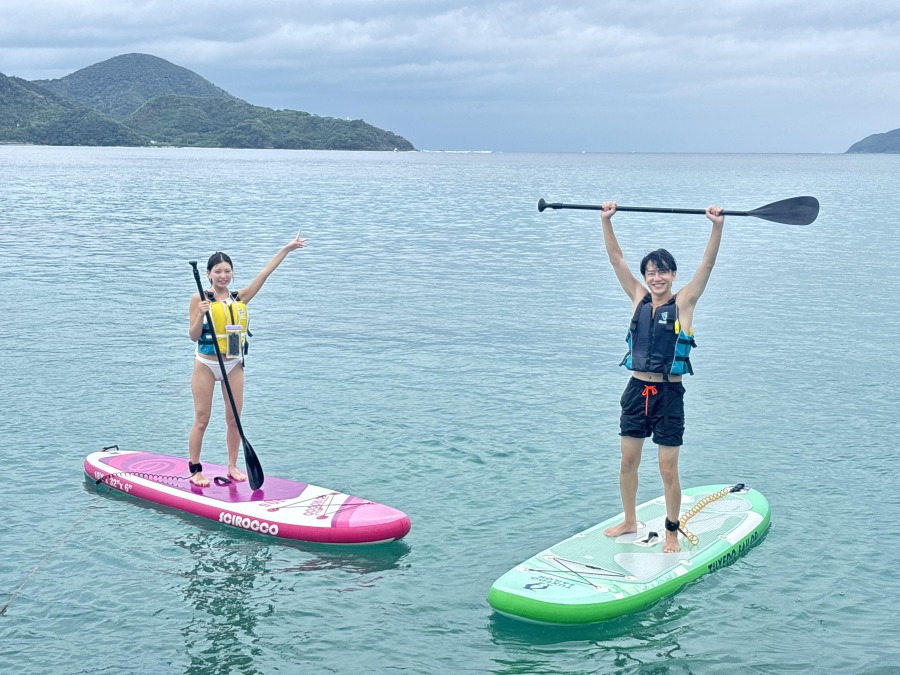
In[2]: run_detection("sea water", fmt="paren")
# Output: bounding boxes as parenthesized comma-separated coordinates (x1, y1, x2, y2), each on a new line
(1, 147, 898, 673)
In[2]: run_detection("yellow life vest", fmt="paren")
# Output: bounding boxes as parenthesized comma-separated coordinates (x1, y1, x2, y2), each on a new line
(198, 292, 249, 355)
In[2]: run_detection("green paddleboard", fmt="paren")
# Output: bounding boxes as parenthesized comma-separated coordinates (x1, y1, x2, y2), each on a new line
(488, 484, 770, 624)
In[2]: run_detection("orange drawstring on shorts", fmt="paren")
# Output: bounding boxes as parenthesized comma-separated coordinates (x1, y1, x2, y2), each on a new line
(641, 384, 658, 416)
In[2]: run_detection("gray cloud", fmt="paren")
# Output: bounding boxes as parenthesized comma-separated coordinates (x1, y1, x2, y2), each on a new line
(2, 0, 898, 150)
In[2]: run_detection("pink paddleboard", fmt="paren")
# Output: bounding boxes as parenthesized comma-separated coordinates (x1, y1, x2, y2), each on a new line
(85, 448, 410, 544)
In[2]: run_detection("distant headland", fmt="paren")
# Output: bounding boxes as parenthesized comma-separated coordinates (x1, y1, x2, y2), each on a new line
(0, 53, 415, 151)
(846, 128, 900, 153)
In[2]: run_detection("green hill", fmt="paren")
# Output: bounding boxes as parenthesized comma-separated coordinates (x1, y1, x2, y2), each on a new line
(0, 74, 68, 141)
(33, 53, 235, 120)
(1, 53, 415, 150)
(846, 128, 900, 153)
(0, 73, 144, 146)
(125, 95, 413, 150)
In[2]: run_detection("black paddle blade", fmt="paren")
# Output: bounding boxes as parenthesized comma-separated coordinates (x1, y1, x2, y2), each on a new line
(747, 196, 819, 225)
(244, 440, 265, 490)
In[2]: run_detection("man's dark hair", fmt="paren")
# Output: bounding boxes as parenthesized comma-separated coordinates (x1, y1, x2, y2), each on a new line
(640, 249, 677, 276)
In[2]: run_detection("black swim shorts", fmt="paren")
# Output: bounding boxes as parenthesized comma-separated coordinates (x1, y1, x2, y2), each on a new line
(619, 377, 685, 447)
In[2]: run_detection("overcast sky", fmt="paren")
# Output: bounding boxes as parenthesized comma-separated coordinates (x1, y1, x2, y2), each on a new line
(1, 1, 898, 152)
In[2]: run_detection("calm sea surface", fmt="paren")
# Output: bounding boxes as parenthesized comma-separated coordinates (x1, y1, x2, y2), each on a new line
(1, 147, 898, 674)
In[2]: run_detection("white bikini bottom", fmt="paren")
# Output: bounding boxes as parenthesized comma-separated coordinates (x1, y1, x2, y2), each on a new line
(195, 354, 242, 382)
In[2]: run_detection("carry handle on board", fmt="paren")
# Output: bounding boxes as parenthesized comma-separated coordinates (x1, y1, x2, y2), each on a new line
(190, 261, 264, 490)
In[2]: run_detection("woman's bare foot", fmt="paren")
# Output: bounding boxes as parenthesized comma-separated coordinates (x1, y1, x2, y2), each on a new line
(227, 465, 247, 482)
(604, 521, 638, 537)
(663, 530, 680, 553)
(189, 471, 210, 487)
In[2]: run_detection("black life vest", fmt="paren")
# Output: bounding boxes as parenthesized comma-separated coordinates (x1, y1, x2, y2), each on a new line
(620, 294, 695, 377)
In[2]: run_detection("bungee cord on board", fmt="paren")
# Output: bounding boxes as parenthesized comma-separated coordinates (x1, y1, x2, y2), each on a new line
(677, 483, 747, 546)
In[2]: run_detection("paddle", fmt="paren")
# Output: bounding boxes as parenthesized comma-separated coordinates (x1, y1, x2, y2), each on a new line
(190, 261, 264, 490)
(537, 195, 819, 226)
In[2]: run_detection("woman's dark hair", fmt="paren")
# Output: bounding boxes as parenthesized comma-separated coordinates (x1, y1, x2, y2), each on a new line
(206, 252, 233, 272)
(640, 249, 677, 276)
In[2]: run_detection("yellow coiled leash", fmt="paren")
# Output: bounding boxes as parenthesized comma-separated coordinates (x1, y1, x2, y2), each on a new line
(677, 483, 745, 546)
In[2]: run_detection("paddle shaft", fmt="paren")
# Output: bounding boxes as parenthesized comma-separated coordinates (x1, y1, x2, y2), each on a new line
(540, 202, 749, 216)
(190, 261, 263, 489)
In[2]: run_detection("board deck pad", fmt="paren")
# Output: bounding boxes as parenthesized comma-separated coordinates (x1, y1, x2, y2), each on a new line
(488, 484, 770, 624)
(85, 449, 410, 544)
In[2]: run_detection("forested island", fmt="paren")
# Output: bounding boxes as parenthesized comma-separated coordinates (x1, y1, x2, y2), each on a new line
(846, 128, 900, 153)
(0, 53, 415, 151)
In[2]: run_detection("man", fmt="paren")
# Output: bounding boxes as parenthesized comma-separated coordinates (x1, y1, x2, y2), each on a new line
(600, 201, 725, 553)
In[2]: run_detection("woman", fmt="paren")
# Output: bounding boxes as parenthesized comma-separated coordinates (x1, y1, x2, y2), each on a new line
(187, 233, 306, 487)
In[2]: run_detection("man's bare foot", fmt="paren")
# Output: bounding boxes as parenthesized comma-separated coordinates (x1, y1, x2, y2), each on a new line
(189, 472, 210, 487)
(663, 530, 680, 553)
(227, 466, 247, 482)
(604, 521, 638, 537)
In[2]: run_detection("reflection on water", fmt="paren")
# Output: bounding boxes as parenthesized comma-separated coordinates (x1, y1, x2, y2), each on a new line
(83, 475, 410, 675)
(178, 531, 272, 675)
(172, 532, 409, 675)
(487, 600, 691, 674)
